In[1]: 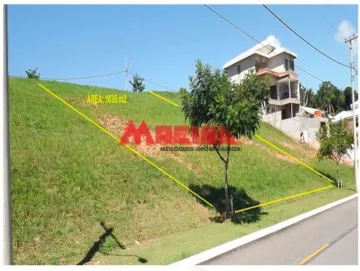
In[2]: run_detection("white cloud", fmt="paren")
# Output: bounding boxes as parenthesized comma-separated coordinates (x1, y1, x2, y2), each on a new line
(266, 35, 281, 48)
(334, 20, 358, 56)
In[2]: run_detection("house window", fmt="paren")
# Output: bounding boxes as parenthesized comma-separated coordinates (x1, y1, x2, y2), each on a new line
(285, 59, 295, 71)
(255, 55, 268, 71)
(270, 85, 277, 99)
(237, 64, 241, 74)
(290, 60, 294, 71)
(285, 59, 289, 70)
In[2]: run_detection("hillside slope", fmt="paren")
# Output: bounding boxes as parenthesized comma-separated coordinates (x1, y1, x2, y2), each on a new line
(9, 78, 355, 264)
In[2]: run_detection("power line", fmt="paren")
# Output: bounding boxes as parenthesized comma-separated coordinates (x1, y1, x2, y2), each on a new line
(262, 4, 352, 70)
(326, 5, 343, 24)
(127, 70, 178, 91)
(203, 4, 324, 83)
(9, 70, 126, 81)
(43, 70, 126, 80)
(10, 70, 179, 92)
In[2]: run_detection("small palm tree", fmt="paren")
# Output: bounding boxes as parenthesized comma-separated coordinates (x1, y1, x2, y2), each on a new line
(25, 68, 40, 79)
(322, 90, 336, 116)
(129, 73, 145, 93)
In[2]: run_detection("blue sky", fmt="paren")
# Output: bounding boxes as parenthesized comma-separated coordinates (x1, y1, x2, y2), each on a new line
(8, 4, 358, 93)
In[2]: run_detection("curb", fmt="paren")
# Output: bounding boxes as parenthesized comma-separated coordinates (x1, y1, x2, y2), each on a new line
(170, 193, 358, 266)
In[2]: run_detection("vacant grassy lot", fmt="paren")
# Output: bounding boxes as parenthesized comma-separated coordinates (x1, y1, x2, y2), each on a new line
(9, 78, 355, 264)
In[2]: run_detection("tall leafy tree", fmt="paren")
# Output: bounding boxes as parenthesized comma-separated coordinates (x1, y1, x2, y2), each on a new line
(316, 81, 339, 115)
(333, 87, 345, 114)
(180, 60, 270, 217)
(129, 73, 145, 93)
(316, 119, 354, 187)
(299, 83, 314, 107)
(344, 87, 358, 110)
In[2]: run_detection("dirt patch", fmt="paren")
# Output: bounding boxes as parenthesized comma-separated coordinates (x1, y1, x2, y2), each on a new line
(342, 160, 354, 168)
(98, 114, 127, 139)
(194, 203, 212, 218)
(275, 153, 295, 164)
(280, 141, 295, 151)
(242, 137, 253, 145)
(98, 114, 202, 175)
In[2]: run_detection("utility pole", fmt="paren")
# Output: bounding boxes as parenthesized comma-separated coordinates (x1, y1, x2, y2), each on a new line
(125, 57, 132, 92)
(345, 34, 359, 192)
(3, 4, 12, 265)
(125, 57, 128, 91)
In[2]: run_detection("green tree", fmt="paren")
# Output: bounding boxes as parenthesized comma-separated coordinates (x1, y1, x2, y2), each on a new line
(316, 81, 340, 115)
(25, 68, 40, 79)
(129, 73, 145, 93)
(299, 83, 314, 107)
(312, 81, 351, 114)
(180, 60, 270, 217)
(333, 87, 345, 114)
(344, 87, 358, 111)
(316, 119, 354, 188)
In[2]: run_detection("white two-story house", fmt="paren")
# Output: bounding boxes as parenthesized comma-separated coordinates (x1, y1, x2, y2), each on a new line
(223, 37, 300, 123)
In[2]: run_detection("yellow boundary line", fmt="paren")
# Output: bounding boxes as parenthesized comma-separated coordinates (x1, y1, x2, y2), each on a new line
(254, 134, 333, 184)
(146, 92, 333, 184)
(148, 91, 179, 107)
(146, 91, 336, 214)
(37, 83, 214, 208)
(234, 185, 333, 213)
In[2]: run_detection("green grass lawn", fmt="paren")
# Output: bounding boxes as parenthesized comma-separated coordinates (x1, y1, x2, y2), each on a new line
(9, 78, 356, 265)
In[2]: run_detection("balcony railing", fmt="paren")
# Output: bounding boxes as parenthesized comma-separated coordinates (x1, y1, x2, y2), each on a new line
(278, 91, 298, 100)
(291, 91, 298, 99)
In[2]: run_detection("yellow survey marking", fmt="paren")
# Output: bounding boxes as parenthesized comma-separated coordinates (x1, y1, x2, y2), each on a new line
(234, 185, 333, 214)
(148, 91, 179, 107)
(145, 91, 333, 185)
(145, 91, 337, 210)
(38, 83, 119, 142)
(255, 134, 334, 184)
(37, 83, 214, 208)
(298, 243, 330, 265)
(123, 144, 214, 207)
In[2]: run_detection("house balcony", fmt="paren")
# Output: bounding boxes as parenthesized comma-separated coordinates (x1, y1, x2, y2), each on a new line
(268, 97, 300, 106)
(268, 80, 300, 106)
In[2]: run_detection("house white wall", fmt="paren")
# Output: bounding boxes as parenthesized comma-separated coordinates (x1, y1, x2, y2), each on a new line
(267, 53, 295, 73)
(268, 77, 277, 86)
(268, 55, 285, 73)
(227, 52, 297, 87)
(226, 56, 255, 84)
(263, 115, 323, 148)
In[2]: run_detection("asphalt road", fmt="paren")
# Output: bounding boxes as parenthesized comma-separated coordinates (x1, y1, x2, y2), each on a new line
(202, 197, 358, 265)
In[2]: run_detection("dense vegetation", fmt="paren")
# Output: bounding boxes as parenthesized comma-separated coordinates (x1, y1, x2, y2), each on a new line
(300, 82, 358, 114)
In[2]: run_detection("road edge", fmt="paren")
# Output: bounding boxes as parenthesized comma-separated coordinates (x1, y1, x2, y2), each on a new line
(170, 193, 358, 266)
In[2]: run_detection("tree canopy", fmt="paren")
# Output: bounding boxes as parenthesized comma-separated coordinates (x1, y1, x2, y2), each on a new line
(316, 119, 354, 187)
(180, 59, 270, 217)
(301, 82, 357, 115)
(129, 73, 145, 93)
(25, 68, 40, 80)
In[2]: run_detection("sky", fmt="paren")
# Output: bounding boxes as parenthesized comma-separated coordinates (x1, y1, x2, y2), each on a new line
(8, 4, 358, 93)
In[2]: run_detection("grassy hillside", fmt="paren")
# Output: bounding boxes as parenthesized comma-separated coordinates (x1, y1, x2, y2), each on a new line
(9, 77, 355, 265)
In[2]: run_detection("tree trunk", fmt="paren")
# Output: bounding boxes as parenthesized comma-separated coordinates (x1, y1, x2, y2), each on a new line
(224, 160, 230, 217)
(224, 143, 231, 218)
(336, 163, 340, 188)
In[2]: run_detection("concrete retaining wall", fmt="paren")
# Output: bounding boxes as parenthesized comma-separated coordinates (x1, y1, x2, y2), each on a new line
(263, 114, 322, 148)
